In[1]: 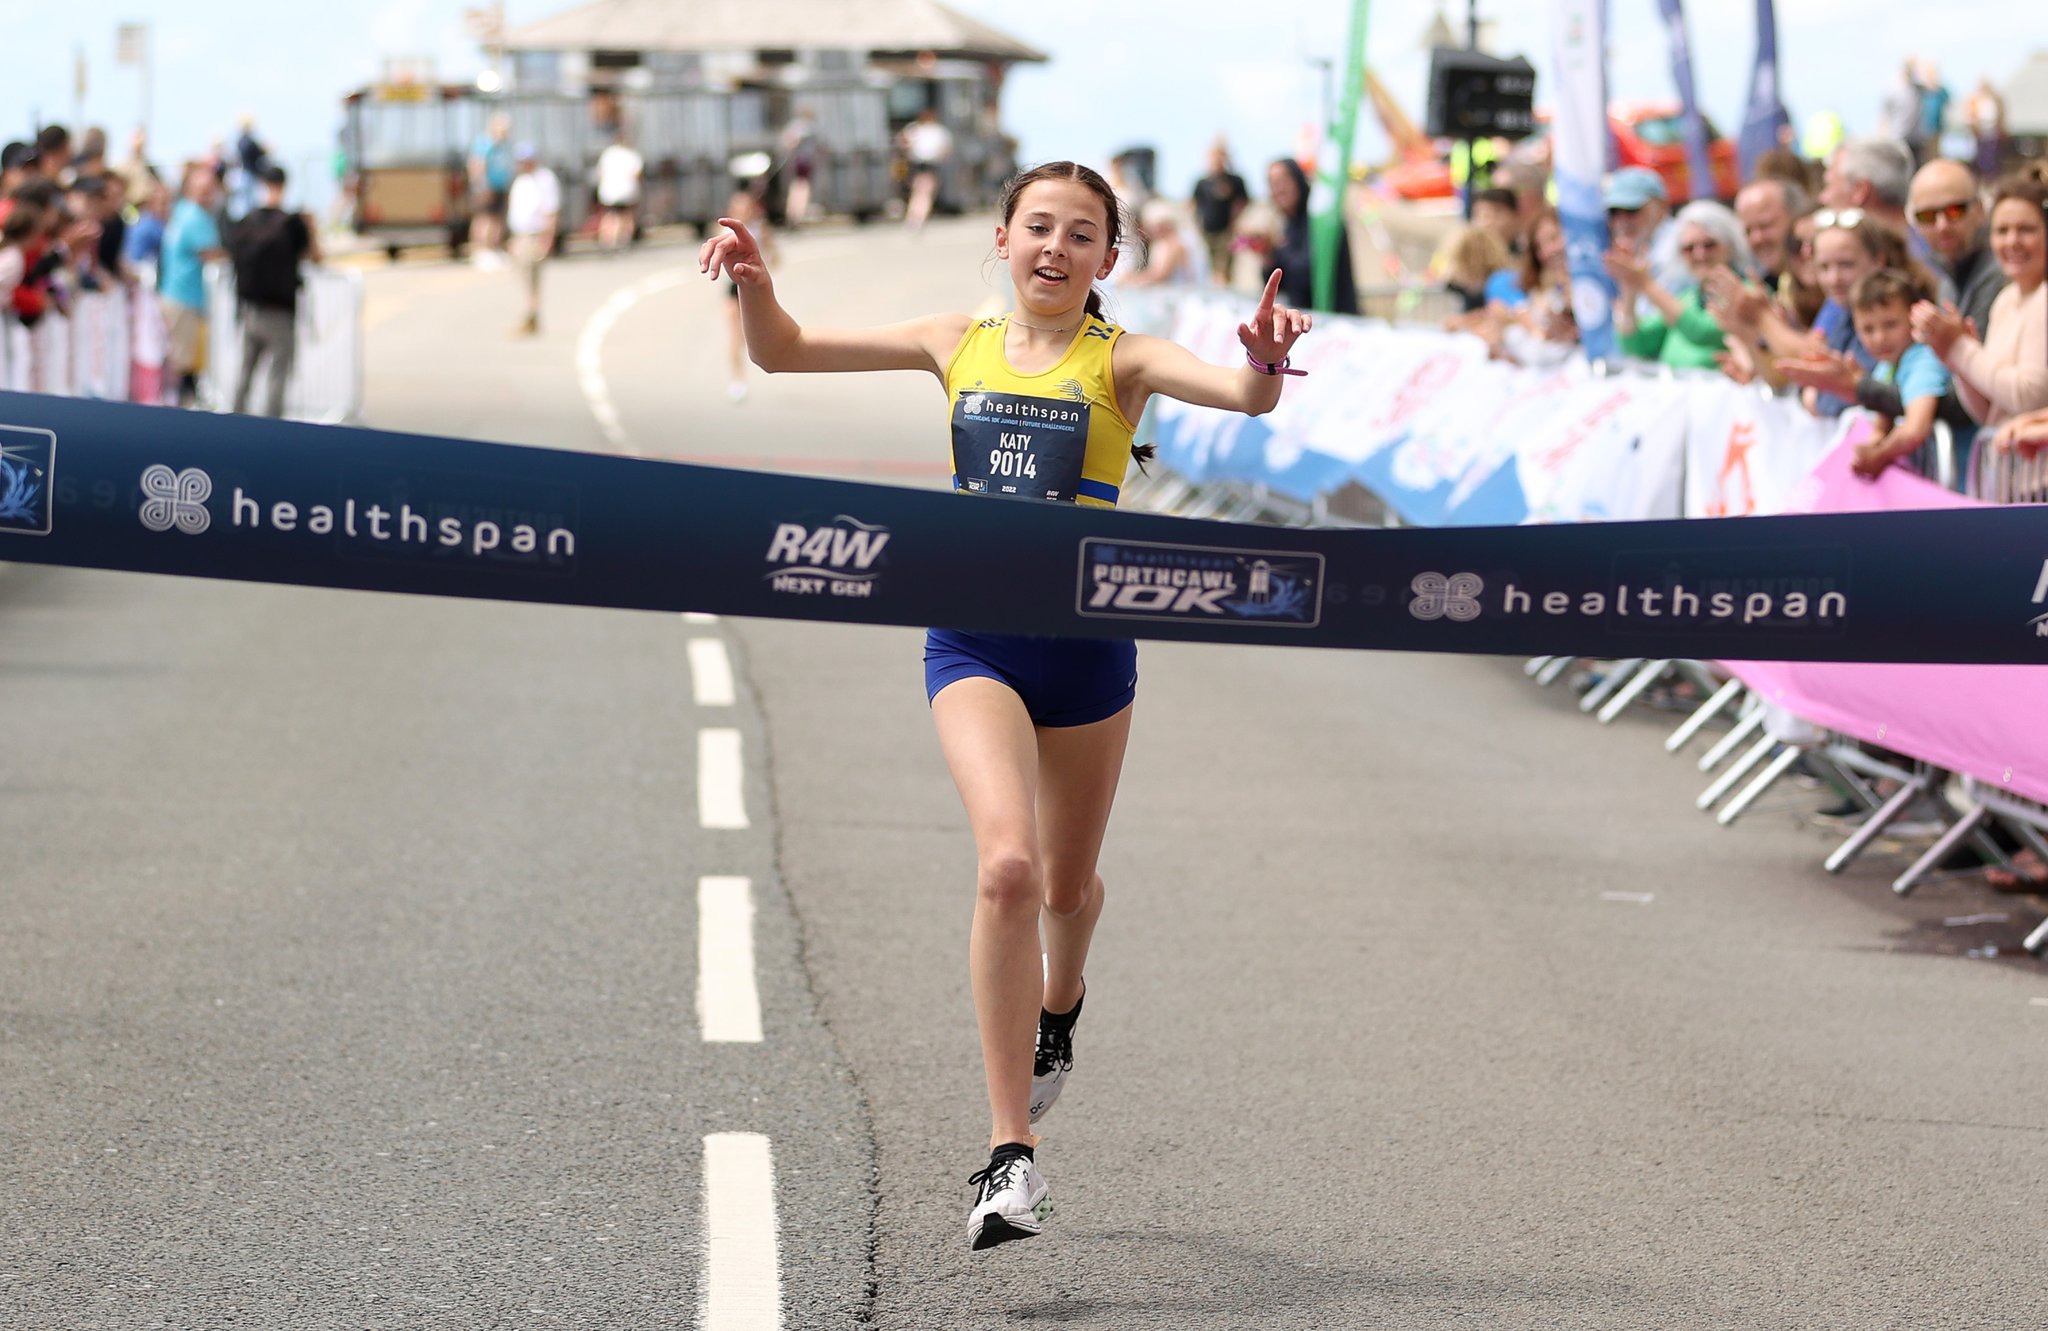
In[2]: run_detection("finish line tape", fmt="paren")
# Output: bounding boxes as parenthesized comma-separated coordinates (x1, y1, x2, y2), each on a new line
(2, 391, 2045, 665)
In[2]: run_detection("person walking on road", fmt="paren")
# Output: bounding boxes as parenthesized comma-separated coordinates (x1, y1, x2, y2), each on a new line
(900, 107, 953, 232)
(698, 159, 1312, 1252)
(160, 162, 226, 407)
(595, 130, 643, 253)
(225, 164, 318, 417)
(505, 146, 559, 336)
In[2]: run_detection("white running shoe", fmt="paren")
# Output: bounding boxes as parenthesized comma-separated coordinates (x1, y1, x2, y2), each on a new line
(1029, 989, 1081, 1125)
(966, 1147, 1051, 1250)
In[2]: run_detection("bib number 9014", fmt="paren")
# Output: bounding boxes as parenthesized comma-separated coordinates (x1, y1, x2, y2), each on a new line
(989, 448, 1037, 480)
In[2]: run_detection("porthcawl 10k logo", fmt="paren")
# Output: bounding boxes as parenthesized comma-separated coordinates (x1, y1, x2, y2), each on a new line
(1077, 537, 1323, 627)
(0, 425, 56, 536)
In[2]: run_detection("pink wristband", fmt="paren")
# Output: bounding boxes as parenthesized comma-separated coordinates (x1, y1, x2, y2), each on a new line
(1246, 351, 1306, 377)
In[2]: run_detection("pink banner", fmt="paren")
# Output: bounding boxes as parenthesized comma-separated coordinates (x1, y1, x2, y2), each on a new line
(1724, 426, 2048, 806)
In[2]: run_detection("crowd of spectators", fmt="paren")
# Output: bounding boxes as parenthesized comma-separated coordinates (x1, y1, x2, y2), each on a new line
(1, 116, 316, 414)
(1427, 101, 2048, 489)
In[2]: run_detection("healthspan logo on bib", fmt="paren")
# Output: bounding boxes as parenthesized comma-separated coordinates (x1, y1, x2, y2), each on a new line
(763, 516, 890, 597)
(0, 425, 56, 536)
(1076, 537, 1323, 627)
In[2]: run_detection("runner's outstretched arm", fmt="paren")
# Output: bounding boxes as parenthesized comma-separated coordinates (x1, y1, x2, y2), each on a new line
(1115, 268, 1311, 418)
(697, 216, 967, 377)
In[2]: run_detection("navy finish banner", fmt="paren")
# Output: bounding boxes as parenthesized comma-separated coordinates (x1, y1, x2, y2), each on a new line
(2, 391, 2046, 664)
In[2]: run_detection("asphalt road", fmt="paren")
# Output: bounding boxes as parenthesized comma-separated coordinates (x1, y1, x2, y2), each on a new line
(4, 224, 2046, 1330)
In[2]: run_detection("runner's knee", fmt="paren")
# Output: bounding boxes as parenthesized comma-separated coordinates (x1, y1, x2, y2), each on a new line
(1042, 871, 1101, 919)
(976, 850, 1041, 914)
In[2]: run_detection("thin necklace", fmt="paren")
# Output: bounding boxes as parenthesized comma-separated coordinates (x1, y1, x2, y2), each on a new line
(1008, 314, 1078, 334)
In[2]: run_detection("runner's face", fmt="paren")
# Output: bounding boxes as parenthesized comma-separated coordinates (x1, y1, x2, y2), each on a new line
(997, 179, 1116, 318)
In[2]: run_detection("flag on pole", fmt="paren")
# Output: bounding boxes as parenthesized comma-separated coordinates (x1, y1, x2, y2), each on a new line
(1655, 0, 1716, 201)
(1311, 0, 1370, 313)
(1737, 0, 1791, 179)
(1550, 0, 1616, 360)
(115, 22, 147, 65)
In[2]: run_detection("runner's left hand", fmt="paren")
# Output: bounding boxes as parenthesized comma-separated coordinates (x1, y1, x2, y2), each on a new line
(1238, 269, 1312, 364)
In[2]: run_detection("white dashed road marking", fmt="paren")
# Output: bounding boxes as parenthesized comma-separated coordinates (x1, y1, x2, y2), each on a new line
(689, 638, 737, 707)
(698, 728, 749, 829)
(702, 1132, 782, 1330)
(697, 876, 764, 1043)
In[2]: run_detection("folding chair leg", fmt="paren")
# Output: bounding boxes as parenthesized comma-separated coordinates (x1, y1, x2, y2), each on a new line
(2025, 914, 2048, 958)
(1698, 707, 1766, 773)
(1665, 678, 1744, 754)
(1698, 735, 1778, 812)
(1579, 658, 1646, 714)
(1597, 659, 1672, 724)
(1893, 804, 1990, 896)
(1524, 655, 1554, 678)
(1535, 656, 1576, 687)
(1718, 744, 1805, 825)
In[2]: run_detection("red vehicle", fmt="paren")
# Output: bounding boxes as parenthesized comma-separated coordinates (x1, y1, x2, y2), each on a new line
(1608, 100, 1741, 201)
(1371, 100, 1741, 204)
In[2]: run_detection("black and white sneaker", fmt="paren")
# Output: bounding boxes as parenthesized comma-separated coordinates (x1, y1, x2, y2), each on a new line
(966, 1144, 1051, 1250)
(1029, 989, 1082, 1125)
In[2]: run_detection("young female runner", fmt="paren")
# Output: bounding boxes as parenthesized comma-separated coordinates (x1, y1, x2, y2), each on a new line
(698, 160, 1311, 1250)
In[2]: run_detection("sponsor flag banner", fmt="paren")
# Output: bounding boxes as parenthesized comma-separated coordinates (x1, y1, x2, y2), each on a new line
(1655, 0, 1717, 201)
(4, 392, 2048, 665)
(1549, 0, 1617, 361)
(1725, 427, 2048, 805)
(1737, 0, 1792, 180)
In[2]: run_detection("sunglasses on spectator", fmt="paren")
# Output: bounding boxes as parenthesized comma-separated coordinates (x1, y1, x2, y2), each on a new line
(1911, 200, 1974, 228)
(1812, 208, 1867, 231)
(1606, 206, 1644, 217)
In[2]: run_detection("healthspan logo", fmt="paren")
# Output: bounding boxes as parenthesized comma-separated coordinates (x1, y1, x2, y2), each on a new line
(139, 465, 212, 534)
(1077, 537, 1323, 627)
(135, 465, 578, 562)
(763, 517, 890, 597)
(1405, 570, 1850, 628)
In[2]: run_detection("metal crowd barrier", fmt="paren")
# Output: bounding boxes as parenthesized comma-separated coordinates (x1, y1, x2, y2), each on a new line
(0, 263, 362, 425)
(1120, 332, 2048, 957)
(202, 264, 365, 425)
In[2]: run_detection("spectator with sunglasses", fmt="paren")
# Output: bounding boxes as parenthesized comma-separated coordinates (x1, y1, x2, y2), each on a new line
(1907, 159, 2005, 337)
(1912, 164, 2048, 435)
(1610, 201, 1751, 369)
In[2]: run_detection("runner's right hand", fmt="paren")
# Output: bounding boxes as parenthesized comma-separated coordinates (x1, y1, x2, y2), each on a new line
(699, 218, 769, 286)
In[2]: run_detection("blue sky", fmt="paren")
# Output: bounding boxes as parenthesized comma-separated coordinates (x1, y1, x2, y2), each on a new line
(0, 0, 2025, 208)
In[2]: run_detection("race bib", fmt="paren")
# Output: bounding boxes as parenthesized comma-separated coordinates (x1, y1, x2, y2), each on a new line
(951, 389, 1090, 503)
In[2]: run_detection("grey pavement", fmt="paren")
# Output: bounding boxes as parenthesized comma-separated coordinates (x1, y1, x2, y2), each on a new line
(3, 225, 2045, 1330)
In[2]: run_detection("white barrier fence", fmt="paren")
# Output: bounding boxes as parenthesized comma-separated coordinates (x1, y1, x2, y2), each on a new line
(1110, 290, 2048, 958)
(0, 263, 363, 424)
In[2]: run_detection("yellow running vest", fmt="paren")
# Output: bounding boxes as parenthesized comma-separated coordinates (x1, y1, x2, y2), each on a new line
(943, 313, 1137, 508)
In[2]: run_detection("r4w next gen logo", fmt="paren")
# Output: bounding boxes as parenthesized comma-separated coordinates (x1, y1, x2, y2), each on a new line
(764, 516, 890, 598)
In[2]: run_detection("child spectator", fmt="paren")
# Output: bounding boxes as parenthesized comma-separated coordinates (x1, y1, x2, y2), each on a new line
(1844, 268, 1949, 477)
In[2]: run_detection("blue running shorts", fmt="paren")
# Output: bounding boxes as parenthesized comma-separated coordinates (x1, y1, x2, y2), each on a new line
(923, 628, 1138, 728)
